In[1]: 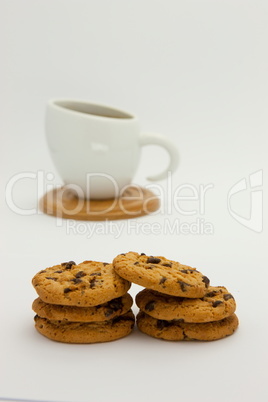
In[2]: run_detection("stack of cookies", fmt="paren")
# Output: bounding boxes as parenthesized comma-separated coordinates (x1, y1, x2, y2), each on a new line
(113, 252, 238, 341)
(32, 260, 135, 343)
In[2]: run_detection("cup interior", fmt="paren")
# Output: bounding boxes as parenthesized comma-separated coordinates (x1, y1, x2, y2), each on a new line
(53, 100, 133, 119)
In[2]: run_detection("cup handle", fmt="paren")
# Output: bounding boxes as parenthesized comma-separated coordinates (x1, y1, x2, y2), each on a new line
(139, 132, 179, 181)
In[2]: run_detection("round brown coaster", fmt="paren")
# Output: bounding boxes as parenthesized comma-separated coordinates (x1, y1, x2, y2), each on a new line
(40, 186, 160, 221)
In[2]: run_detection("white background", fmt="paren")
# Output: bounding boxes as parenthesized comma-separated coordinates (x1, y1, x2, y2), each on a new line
(1, 1, 267, 401)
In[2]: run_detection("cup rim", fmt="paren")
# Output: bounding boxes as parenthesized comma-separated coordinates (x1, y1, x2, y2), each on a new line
(48, 98, 137, 121)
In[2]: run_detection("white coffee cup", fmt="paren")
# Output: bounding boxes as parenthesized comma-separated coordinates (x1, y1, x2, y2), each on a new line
(46, 99, 179, 199)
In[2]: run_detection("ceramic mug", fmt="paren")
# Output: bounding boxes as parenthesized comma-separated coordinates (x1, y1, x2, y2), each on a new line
(46, 99, 179, 199)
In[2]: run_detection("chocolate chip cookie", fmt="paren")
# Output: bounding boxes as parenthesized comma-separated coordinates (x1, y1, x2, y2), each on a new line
(113, 252, 210, 298)
(136, 311, 239, 341)
(32, 260, 131, 307)
(34, 310, 135, 343)
(33, 293, 133, 322)
(136, 286, 236, 323)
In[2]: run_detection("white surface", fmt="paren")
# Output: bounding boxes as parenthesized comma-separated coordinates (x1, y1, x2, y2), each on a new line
(1, 1, 267, 402)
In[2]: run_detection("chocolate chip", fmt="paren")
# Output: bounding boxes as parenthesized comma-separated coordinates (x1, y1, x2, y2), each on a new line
(105, 308, 115, 317)
(39, 270, 46, 274)
(145, 301, 155, 312)
(180, 269, 196, 274)
(120, 253, 126, 256)
(61, 261, 76, 269)
(71, 278, 82, 284)
(108, 298, 123, 312)
(112, 315, 134, 325)
(212, 300, 223, 307)
(140, 253, 146, 256)
(103, 263, 109, 266)
(205, 291, 218, 298)
(159, 276, 167, 285)
(177, 280, 192, 292)
(157, 319, 170, 330)
(63, 287, 72, 293)
(162, 263, 172, 268)
(90, 272, 101, 276)
(54, 270, 63, 274)
(45, 277, 57, 281)
(134, 262, 139, 265)
(109, 299, 123, 310)
(202, 276, 210, 288)
(223, 293, 234, 301)
(61, 261, 74, 266)
(75, 271, 86, 278)
(147, 257, 161, 264)
(89, 278, 97, 289)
